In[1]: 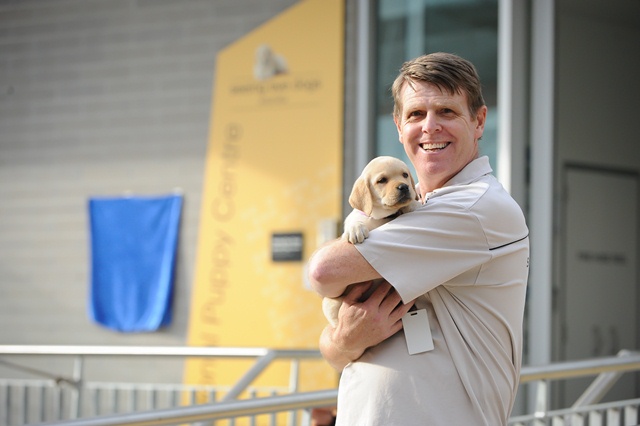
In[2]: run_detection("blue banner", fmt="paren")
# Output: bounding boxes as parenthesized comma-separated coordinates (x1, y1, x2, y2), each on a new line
(88, 194, 183, 332)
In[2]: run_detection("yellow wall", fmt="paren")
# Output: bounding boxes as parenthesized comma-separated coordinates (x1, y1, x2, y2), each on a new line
(183, 0, 344, 406)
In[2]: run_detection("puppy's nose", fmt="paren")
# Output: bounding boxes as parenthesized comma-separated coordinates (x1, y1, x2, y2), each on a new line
(398, 183, 409, 192)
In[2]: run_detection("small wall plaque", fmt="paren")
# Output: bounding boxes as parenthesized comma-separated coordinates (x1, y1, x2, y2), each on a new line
(271, 232, 304, 262)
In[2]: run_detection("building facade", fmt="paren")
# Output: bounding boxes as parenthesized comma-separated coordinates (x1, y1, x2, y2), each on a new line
(1, 0, 638, 412)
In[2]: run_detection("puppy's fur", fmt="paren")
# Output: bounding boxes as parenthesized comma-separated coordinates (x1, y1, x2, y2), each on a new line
(322, 156, 420, 326)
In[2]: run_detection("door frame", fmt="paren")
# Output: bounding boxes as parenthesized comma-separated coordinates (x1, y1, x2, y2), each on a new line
(555, 162, 640, 407)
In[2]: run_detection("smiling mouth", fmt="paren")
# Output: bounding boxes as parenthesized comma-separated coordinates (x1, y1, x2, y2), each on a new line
(420, 142, 450, 152)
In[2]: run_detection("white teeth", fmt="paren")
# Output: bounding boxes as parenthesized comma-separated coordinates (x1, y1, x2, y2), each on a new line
(421, 142, 448, 151)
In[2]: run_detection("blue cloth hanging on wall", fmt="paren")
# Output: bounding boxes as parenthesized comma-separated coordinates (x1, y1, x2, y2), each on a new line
(88, 194, 183, 332)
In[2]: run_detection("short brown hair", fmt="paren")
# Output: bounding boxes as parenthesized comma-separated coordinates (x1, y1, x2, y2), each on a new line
(391, 52, 485, 119)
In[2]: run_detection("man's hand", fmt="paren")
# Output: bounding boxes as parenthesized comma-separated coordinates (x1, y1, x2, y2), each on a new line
(319, 280, 414, 371)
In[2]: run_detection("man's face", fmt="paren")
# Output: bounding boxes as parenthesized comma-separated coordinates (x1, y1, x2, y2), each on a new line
(394, 80, 486, 194)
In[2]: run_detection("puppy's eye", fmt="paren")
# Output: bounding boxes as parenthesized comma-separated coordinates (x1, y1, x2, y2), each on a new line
(403, 172, 409, 178)
(377, 177, 388, 185)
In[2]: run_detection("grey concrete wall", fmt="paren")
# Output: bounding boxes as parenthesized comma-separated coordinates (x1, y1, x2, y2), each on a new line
(0, 0, 299, 383)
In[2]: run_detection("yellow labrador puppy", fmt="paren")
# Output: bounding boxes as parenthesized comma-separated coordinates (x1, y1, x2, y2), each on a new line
(322, 156, 420, 326)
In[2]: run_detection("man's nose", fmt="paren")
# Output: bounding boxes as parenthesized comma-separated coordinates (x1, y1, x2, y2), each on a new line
(422, 112, 442, 133)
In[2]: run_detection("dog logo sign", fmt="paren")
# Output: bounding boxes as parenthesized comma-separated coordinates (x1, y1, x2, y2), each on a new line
(253, 44, 288, 81)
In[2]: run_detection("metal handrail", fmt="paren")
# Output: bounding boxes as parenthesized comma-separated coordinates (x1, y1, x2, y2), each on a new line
(30, 390, 339, 426)
(519, 350, 640, 383)
(0, 345, 319, 358)
(0, 346, 322, 393)
(517, 349, 640, 420)
(508, 397, 640, 424)
(0, 345, 323, 424)
(571, 350, 636, 407)
(2, 347, 636, 426)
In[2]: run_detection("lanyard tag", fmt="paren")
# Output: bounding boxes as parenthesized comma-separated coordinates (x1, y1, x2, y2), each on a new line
(402, 309, 434, 355)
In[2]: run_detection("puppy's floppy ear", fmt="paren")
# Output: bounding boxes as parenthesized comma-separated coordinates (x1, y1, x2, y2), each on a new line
(349, 176, 374, 216)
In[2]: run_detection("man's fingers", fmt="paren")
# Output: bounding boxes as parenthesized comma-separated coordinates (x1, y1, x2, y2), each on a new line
(380, 285, 402, 308)
(385, 302, 414, 338)
(363, 280, 393, 305)
(392, 300, 415, 321)
(390, 318, 404, 335)
(342, 281, 374, 304)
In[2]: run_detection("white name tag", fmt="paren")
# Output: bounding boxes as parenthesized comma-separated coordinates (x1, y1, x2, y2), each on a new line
(402, 309, 434, 355)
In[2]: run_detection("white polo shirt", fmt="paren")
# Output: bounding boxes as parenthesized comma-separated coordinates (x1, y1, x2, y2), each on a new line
(336, 156, 529, 426)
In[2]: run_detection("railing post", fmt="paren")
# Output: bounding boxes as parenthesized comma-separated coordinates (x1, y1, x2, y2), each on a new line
(288, 358, 300, 426)
(534, 380, 548, 419)
(70, 355, 85, 419)
(624, 404, 638, 426)
(222, 350, 277, 402)
(606, 407, 621, 425)
(2, 383, 9, 425)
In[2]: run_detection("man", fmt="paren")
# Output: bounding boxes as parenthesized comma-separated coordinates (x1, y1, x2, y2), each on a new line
(308, 52, 529, 425)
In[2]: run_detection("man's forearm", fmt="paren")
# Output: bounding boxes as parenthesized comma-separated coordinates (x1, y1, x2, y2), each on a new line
(319, 324, 365, 371)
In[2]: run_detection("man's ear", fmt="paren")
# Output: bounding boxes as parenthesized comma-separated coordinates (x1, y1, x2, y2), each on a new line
(474, 105, 487, 140)
(348, 177, 374, 216)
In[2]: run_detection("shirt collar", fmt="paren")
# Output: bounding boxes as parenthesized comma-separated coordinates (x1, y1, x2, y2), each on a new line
(443, 155, 493, 187)
(416, 156, 493, 202)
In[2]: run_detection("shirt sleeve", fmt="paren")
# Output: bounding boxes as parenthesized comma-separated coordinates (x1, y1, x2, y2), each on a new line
(354, 200, 492, 303)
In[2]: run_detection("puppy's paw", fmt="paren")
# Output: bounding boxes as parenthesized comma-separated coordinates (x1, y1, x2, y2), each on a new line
(342, 209, 370, 244)
(342, 222, 369, 244)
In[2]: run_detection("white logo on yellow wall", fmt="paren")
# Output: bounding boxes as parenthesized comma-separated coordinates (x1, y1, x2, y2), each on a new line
(254, 44, 288, 80)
